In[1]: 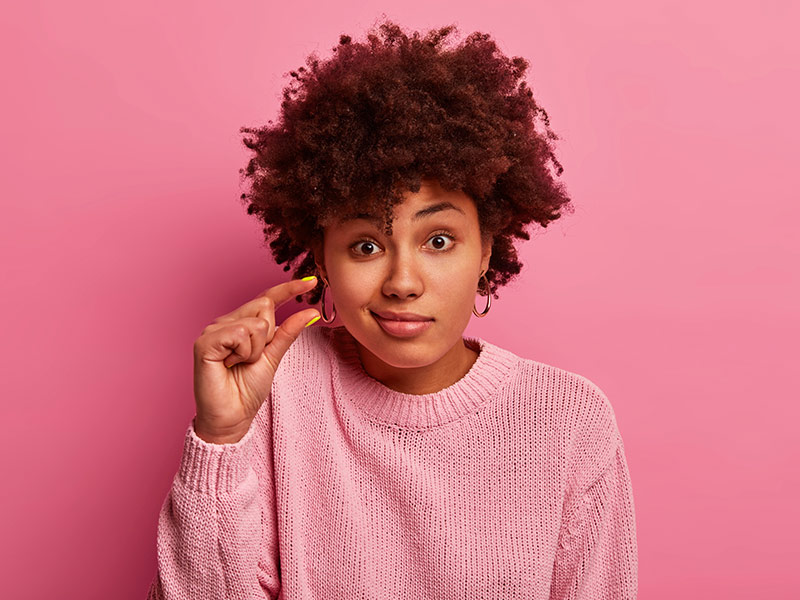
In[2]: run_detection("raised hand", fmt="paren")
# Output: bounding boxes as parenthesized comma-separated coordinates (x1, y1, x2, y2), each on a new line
(191, 276, 320, 444)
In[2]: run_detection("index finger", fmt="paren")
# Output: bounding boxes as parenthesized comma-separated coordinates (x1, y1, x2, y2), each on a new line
(256, 276, 318, 310)
(214, 276, 318, 324)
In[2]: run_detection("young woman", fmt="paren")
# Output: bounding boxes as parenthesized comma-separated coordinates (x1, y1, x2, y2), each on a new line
(148, 20, 637, 599)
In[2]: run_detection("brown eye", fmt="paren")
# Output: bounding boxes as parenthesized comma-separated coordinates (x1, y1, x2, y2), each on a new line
(424, 233, 455, 251)
(351, 240, 381, 256)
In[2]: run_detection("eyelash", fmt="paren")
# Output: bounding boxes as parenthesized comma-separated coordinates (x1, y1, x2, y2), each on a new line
(350, 230, 456, 256)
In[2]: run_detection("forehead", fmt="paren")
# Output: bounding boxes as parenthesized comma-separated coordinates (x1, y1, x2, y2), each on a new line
(335, 182, 476, 227)
(341, 200, 466, 225)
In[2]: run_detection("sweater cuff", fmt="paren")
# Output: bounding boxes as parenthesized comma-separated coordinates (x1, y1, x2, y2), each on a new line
(176, 417, 257, 495)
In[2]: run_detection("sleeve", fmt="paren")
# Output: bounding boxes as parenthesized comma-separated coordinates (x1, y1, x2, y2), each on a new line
(548, 434, 638, 600)
(145, 408, 281, 600)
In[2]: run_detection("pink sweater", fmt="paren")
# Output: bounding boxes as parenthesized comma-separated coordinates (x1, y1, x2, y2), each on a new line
(147, 325, 637, 599)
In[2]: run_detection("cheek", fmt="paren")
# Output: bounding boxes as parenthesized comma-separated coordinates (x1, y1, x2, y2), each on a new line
(432, 256, 480, 293)
(328, 263, 378, 304)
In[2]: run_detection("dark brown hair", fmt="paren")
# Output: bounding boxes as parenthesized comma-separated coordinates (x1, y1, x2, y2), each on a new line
(239, 18, 573, 304)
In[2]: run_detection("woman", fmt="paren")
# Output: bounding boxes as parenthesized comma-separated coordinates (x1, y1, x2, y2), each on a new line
(148, 20, 638, 599)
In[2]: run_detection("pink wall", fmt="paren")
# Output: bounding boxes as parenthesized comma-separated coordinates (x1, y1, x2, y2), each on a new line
(2, 1, 798, 597)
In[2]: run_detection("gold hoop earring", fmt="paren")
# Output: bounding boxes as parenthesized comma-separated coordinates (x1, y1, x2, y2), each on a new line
(473, 271, 492, 318)
(319, 276, 337, 323)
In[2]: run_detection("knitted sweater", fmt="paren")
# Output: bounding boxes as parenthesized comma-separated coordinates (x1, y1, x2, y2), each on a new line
(147, 325, 638, 599)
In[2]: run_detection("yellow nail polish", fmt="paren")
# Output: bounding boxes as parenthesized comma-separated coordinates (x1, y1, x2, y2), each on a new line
(304, 315, 321, 327)
(301, 276, 316, 282)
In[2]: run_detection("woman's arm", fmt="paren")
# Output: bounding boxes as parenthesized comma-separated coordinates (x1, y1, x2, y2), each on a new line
(549, 436, 638, 599)
(146, 414, 280, 600)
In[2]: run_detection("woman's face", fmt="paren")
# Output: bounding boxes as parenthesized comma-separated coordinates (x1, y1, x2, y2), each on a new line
(315, 179, 492, 370)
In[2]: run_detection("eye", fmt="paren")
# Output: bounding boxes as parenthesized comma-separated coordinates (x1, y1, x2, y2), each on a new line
(424, 231, 456, 251)
(350, 239, 382, 257)
(349, 231, 456, 257)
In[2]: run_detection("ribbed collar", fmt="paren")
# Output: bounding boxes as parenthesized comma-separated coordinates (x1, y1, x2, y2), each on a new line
(318, 325, 520, 429)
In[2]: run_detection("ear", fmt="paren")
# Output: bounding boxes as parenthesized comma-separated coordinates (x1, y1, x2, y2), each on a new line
(310, 237, 328, 282)
(479, 235, 493, 277)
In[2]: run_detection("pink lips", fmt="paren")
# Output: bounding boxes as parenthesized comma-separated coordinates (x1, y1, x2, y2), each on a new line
(371, 311, 434, 338)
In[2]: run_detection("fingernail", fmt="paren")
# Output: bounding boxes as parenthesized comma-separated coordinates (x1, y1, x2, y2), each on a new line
(304, 315, 321, 328)
(301, 276, 316, 282)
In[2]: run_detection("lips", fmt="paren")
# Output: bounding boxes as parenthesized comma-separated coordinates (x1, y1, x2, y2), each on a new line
(370, 310, 434, 338)
(371, 310, 433, 322)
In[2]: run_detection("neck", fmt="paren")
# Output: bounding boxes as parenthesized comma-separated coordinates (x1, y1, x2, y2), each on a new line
(354, 337, 480, 395)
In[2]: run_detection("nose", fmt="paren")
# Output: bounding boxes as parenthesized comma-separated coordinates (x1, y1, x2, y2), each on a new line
(381, 247, 424, 300)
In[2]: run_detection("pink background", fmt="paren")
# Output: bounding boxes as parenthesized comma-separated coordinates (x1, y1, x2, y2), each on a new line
(2, 1, 798, 598)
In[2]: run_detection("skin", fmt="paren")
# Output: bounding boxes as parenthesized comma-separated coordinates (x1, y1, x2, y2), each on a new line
(312, 179, 492, 395)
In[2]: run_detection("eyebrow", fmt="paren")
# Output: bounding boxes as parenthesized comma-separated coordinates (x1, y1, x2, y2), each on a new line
(346, 201, 465, 224)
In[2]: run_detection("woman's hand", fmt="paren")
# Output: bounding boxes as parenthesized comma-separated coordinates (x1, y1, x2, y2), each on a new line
(192, 276, 320, 444)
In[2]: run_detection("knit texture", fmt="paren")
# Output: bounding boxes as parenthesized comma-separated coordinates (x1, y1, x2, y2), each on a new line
(147, 325, 637, 599)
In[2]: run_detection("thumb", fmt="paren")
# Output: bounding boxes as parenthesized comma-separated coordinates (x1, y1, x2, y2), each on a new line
(263, 308, 321, 370)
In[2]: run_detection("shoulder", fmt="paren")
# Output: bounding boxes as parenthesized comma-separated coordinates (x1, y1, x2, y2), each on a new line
(290, 322, 335, 357)
(498, 348, 622, 488)
(497, 345, 618, 433)
(271, 324, 336, 385)
(529, 358, 618, 435)
(539, 361, 621, 494)
(260, 324, 338, 425)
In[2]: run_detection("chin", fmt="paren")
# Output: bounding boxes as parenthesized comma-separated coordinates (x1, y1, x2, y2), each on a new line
(377, 346, 438, 369)
(356, 323, 442, 369)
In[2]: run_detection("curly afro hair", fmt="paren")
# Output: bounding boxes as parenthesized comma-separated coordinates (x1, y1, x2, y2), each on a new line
(238, 18, 573, 305)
